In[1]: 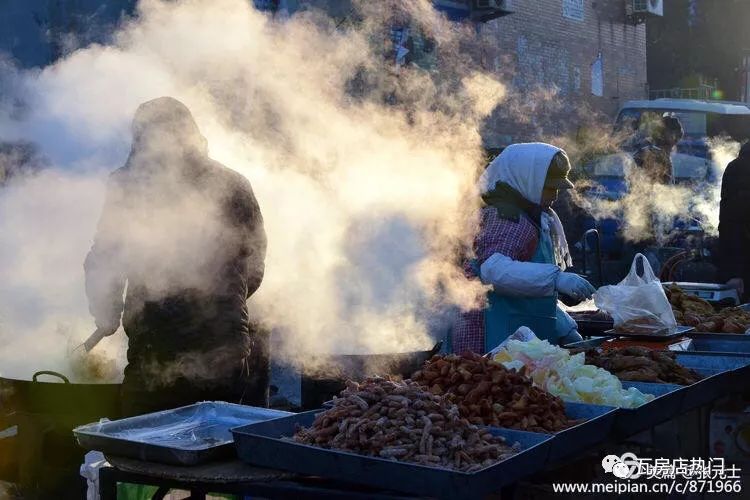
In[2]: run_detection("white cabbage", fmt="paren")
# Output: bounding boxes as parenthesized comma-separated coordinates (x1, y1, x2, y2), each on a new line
(494, 338, 654, 408)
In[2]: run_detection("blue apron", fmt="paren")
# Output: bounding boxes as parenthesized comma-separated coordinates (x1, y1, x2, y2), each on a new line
(481, 218, 559, 352)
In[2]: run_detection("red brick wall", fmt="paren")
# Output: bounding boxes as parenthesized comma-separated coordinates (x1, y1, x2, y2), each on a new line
(474, 0, 647, 144)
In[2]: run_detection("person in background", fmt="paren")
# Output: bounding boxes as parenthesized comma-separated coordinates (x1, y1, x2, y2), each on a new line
(452, 143, 596, 354)
(85, 97, 268, 416)
(617, 113, 685, 265)
(719, 142, 750, 302)
(632, 113, 684, 184)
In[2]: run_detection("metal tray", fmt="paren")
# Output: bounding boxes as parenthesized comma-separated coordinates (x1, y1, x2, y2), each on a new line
(686, 333, 750, 355)
(562, 336, 615, 350)
(564, 340, 740, 388)
(232, 410, 553, 499)
(564, 336, 696, 351)
(320, 401, 614, 466)
(604, 325, 695, 340)
(545, 402, 617, 464)
(565, 337, 732, 387)
(74, 402, 291, 466)
(569, 312, 614, 337)
(687, 330, 750, 337)
(613, 382, 687, 438)
(672, 352, 750, 399)
(575, 321, 614, 337)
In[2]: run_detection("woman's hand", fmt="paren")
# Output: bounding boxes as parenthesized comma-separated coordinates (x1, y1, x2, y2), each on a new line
(556, 272, 596, 301)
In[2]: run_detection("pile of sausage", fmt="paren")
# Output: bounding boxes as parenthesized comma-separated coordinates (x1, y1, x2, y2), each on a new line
(411, 352, 571, 432)
(293, 377, 519, 471)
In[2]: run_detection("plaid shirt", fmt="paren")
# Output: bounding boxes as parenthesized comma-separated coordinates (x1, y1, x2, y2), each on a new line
(452, 206, 539, 353)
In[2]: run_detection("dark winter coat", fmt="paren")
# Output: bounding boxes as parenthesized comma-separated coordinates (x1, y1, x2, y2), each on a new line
(632, 140, 673, 184)
(719, 143, 750, 294)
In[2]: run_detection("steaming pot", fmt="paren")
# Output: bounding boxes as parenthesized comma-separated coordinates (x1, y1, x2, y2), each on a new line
(300, 342, 442, 410)
(0, 370, 121, 498)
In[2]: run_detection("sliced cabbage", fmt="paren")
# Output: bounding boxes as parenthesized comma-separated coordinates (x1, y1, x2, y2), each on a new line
(494, 338, 654, 408)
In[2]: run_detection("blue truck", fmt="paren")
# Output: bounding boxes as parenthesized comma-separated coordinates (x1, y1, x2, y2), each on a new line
(571, 99, 750, 284)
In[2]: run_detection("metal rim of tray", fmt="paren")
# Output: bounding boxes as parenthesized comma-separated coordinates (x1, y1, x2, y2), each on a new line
(604, 325, 695, 340)
(73, 402, 292, 466)
(231, 410, 556, 499)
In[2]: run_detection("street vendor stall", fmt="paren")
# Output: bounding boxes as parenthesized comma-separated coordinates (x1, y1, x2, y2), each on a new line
(69, 258, 750, 499)
(70, 338, 750, 499)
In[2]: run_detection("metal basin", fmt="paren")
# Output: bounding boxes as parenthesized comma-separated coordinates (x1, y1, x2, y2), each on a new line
(300, 342, 442, 410)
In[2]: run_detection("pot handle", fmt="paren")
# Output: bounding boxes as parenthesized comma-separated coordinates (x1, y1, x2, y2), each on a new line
(32, 371, 70, 384)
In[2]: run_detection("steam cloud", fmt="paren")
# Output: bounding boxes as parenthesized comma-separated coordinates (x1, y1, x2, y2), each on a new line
(0, 0, 503, 380)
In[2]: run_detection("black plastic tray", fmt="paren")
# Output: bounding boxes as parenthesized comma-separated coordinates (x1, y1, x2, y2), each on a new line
(232, 410, 553, 499)
(613, 382, 687, 438)
(545, 402, 617, 464)
(74, 402, 291, 465)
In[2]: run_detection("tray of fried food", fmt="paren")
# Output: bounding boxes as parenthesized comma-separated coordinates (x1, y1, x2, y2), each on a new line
(666, 284, 715, 316)
(680, 306, 750, 334)
(412, 352, 573, 432)
(231, 377, 554, 499)
(583, 346, 703, 385)
(667, 284, 750, 333)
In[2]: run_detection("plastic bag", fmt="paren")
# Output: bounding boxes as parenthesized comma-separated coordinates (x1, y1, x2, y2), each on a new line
(486, 326, 538, 358)
(80, 451, 108, 500)
(594, 253, 676, 331)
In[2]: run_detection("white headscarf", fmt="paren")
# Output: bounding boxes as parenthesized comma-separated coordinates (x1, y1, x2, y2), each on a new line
(478, 143, 573, 269)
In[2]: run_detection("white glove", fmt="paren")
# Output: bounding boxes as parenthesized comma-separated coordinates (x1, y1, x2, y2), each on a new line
(559, 330, 583, 346)
(555, 308, 583, 346)
(555, 272, 595, 301)
(556, 307, 577, 336)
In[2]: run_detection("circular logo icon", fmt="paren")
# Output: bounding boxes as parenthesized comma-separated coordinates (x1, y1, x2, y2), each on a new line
(612, 462, 631, 479)
(602, 454, 620, 473)
(619, 452, 641, 479)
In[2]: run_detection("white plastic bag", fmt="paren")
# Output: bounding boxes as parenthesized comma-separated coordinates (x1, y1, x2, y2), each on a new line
(80, 450, 108, 500)
(594, 254, 676, 331)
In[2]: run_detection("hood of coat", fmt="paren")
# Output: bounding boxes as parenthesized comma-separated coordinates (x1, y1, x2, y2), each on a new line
(127, 97, 208, 170)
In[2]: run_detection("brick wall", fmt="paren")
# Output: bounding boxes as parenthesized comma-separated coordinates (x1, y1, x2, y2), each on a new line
(475, 0, 647, 145)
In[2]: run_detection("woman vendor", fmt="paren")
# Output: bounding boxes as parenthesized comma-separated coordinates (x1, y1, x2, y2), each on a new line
(453, 143, 596, 353)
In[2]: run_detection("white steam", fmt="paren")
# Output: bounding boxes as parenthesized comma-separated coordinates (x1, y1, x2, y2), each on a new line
(0, 0, 502, 379)
(570, 134, 739, 244)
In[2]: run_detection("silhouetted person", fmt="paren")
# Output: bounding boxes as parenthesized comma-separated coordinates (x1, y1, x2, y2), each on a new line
(719, 142, 750, 302)
(85, 97, 268, 415)
(632, 114, 684, 184)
